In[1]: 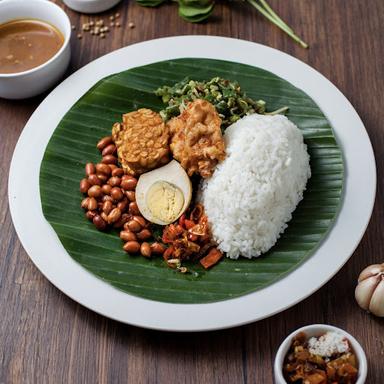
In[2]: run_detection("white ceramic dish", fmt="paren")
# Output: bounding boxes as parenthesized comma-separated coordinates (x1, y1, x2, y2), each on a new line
(274, 324, 368, 383)
(0, 0, 71, 100)
(63, 0, 121, 13)
(8, 36, 376, 332)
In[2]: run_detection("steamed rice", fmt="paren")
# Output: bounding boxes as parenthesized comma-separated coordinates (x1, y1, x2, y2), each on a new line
(201, 114, 311, 259)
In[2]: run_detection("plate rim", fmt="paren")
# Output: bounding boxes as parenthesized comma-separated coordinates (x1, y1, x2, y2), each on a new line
(8, 36, 376, 332)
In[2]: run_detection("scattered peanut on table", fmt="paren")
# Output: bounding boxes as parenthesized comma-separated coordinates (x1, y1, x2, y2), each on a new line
(74, 13, 128, 40)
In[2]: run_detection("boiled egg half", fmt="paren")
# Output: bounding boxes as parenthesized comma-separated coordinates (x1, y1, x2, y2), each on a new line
(136, 160, 192, 225)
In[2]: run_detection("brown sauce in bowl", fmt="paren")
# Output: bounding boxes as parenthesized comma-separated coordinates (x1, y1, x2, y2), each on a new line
(0, 19, 64, 74)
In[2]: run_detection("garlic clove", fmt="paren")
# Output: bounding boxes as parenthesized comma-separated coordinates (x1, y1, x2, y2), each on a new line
(355, 274, 382, 310)
(358, 263, 384, 282)
(369, 278, 384, 317)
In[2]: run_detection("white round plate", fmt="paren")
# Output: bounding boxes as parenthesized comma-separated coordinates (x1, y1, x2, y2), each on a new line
(8, 36, 376, 332)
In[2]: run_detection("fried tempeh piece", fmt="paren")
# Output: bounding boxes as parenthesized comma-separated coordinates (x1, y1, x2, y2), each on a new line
(112, 108, 170, 176)
(167, 99, 226, 178)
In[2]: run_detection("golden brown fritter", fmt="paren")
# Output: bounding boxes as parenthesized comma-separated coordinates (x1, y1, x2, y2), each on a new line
(167, 99, 226, 178)
(112, 108, 170, 176)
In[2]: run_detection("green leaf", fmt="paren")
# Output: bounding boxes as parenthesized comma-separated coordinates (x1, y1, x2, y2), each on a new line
(39, 58, 344, 304)
(177, 0, 214, 21)
(179, 12, 212, 23)
(136, 0, 166, 7)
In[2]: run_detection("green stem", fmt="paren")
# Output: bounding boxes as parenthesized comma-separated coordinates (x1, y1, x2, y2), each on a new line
(265, 106, 289, 115)
(259, 0, 293, 33)
(247, 0, 308, 49)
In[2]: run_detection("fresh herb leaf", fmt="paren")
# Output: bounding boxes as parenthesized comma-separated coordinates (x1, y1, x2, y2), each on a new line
(178, 1, 214, 21)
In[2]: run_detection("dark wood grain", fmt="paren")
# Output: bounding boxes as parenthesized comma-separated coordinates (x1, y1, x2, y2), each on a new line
(1, 1, 383, 383)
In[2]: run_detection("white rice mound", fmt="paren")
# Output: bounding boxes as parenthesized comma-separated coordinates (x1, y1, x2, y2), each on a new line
(201, 114, 311, 259)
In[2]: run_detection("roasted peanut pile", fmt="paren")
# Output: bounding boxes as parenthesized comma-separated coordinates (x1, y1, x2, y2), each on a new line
(283, 332, 358, 384)
(79, 136, 165, 259)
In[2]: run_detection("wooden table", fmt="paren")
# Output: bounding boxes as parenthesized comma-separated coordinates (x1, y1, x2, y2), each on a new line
(1, 1, 383, 382)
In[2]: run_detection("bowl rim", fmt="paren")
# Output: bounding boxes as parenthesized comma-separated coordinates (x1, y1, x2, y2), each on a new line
(0, 0, 71, 79)
(62, 0, 122, 15)
(274, 324, 368, 384)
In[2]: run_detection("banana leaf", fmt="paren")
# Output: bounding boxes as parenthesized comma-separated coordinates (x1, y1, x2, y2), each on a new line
(40, 58, 344, 304)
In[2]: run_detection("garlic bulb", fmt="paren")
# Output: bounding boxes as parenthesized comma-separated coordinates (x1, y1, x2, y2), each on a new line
(355, 263, 384, 317)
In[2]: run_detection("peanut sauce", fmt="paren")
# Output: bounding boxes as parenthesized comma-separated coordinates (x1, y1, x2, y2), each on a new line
(0, 19, 64, 74)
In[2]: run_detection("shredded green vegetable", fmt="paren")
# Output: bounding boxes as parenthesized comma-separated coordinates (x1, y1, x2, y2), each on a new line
(155, 77, 287, 129)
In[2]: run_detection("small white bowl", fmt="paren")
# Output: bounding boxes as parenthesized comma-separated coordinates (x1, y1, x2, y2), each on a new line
(274, 324, 367, 384)
(0, 0, 71, 99)
(63, 0, 122, 14)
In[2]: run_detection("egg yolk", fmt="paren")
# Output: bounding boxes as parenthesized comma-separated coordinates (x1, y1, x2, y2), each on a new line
(146, 181, 184, 223)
